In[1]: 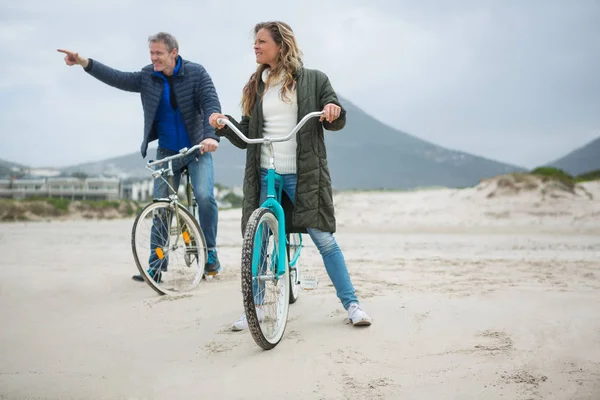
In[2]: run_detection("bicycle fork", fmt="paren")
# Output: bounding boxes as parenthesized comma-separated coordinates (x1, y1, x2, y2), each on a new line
(252, 170, 288, 282)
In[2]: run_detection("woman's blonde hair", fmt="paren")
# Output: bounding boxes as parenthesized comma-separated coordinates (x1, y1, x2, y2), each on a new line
(241, 21, 303, 116)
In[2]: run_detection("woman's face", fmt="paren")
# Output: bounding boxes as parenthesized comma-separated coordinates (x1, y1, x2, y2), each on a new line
(254, 28, 280, 68)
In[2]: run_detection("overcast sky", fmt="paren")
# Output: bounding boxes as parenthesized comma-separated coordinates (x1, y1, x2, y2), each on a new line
(1, 0, 598, 169)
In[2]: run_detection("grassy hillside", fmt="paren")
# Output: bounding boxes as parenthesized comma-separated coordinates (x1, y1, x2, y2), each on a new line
(530, 166, 600, 186)
(0, 191, 244, 222)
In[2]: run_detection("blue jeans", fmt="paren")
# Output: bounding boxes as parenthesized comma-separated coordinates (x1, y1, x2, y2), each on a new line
(257, 168, 358, 309)
(148, 147, 219, 271)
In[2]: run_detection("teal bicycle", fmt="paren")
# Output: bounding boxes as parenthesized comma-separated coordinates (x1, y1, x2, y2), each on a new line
(217, 111, 323, 350)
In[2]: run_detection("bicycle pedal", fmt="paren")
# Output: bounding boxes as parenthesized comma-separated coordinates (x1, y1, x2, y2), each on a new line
(300, 275, 318, 290)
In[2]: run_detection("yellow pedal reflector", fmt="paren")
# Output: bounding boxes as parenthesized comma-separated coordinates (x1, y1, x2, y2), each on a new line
(155, 248, 165, 259)
(183, 231, 191, 244)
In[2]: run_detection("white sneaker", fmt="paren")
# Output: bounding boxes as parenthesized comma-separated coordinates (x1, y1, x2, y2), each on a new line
(231, 308, 265, 331)
(347, 303, 372, 326)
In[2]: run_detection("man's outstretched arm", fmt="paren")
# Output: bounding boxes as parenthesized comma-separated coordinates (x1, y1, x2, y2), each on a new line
(58, 49, 142, 93)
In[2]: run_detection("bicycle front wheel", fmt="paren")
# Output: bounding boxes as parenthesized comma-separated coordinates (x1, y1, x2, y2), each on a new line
(131, 201, 207, 295)
(241, 207, 290, 350)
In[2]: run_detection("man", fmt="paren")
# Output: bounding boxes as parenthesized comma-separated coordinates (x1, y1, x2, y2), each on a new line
(58, 32, 223, 280)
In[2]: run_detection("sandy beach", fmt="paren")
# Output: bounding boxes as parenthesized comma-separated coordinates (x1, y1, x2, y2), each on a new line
(1, 178, 599, 399)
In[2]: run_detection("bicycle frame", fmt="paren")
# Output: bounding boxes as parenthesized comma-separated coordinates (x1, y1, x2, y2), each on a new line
(217, 111, 323, 279)
(252, 168, 287, 279)
(288, 230, 303, 268)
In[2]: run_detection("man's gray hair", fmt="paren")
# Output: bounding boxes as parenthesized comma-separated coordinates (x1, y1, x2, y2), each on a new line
(148, 32, 179, 53)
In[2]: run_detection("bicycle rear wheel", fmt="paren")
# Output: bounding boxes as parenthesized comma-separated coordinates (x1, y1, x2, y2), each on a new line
(241, 207, 290, 350)
(131, 201, 207, 295)
(287, 233, 302, 304)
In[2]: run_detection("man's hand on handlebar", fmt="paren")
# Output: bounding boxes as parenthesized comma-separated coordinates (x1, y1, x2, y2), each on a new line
(200, 138, 218, 154)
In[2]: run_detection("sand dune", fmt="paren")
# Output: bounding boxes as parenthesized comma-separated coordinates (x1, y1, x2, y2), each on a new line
(1, 180, 599, 399)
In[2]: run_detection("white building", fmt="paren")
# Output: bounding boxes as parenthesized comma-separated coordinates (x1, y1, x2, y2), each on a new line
(0, 175, 242, 209)
(121, 178, 155, 202)
(0, 177, 120, 200)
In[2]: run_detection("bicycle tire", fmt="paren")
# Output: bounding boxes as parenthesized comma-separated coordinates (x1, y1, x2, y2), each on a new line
(287, 233, 301, 304)
(241, 207, 290, 350)
(131, 200, 207, 295)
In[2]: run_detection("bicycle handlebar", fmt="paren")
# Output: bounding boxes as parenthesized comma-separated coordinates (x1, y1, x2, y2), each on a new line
(146, 143, 204, 167)
(217, 111, 324, 144)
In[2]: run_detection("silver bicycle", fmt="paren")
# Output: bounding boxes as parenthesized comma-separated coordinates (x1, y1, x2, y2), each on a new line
(131, 144, 208, 296)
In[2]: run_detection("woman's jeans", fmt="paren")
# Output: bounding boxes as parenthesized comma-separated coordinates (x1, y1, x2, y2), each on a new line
(255, 168, 358, 309)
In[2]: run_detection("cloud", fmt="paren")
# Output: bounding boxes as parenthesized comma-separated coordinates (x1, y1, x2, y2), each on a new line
(0, 0, 598, 168)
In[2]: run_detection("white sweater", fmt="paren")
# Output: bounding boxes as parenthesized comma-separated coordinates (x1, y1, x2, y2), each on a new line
(260, 68, 298, 174)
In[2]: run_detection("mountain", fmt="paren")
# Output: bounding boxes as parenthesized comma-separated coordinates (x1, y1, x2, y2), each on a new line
(545, 136, 600, 176)
(61, 150, 157, 180)
(0, 158, 25, 178)
(52, 96, 526, 190)
(0, 159, 25, 169)
(323, 98, 525, 189)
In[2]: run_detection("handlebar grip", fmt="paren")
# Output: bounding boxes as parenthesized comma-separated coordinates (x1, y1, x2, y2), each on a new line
(216, 118, 226, 125)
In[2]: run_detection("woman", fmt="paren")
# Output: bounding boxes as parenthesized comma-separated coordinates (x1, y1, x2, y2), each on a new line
(209, 21, 372, 331)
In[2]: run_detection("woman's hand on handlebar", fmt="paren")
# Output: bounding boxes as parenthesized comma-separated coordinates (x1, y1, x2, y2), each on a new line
(209, 113, 228, 129)
(320, 103, 341, 123)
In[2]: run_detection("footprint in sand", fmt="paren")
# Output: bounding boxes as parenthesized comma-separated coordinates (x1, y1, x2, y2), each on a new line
(439, 329, 515, 357)
(563, 361, 600, 387)
(329, 308, 352, 324)
(329, 309, 345, 318)
(286, 330, 304, 343)
(155, 294, 193, 302)
(216, 324, 242, 335)
(340, 372, 398, 398)
(414, 311, 430, 323)
(326, 349, 371, 365)
(474, 330, 514, 354)
(203, 340, 237, 355)
(583, 272, 596, 280)
(142, 293, 193, 308)
(498, 368, 548, 398)
(500, 369, 548, 386)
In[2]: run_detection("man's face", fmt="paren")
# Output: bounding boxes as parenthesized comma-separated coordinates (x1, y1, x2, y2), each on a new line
(150, 41, 177, 73)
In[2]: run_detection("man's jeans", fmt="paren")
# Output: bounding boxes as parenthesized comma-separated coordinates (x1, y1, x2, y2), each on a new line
(254, 168, 358, 310)
(148, 147, 219, 272)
